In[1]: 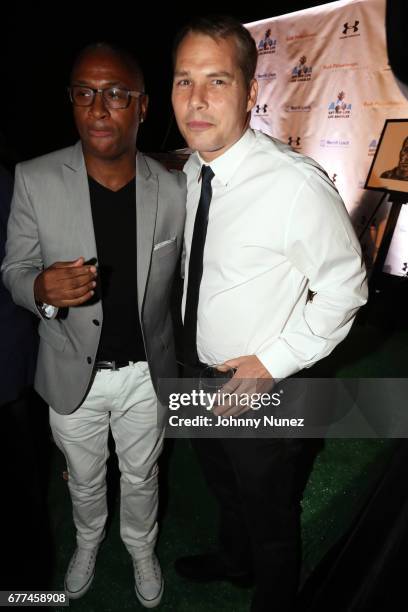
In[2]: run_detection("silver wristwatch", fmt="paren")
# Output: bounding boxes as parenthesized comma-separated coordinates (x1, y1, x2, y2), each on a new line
(36, 301, 58, 319)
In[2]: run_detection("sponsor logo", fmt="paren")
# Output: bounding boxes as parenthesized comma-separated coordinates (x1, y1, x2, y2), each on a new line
(290, 55, 313, 82)
(257, 29, 277, 55)
(363, 100, 406, 108)
(257, 71, 277, 81)
(254, 103, 269, 116)
(320, 138, 351, 147)
(288, 136, 302, 150)
(286, 32, 317, 42)
(340, 20, 361, 39)
(322, 62, 359, 71)
(284, 104, 312, 113)
(328, 91, 352, 118)
(368, 139, 378, 156)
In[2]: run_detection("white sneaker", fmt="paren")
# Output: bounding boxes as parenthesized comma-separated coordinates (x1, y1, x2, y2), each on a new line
(64, 546, 98, 599)
(133, 553, 164, 608)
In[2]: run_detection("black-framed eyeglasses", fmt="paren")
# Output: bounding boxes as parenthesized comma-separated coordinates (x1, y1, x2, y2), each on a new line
(68, 85, 145, 109)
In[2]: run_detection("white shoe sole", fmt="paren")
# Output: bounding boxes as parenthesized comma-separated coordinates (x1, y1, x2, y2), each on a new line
(64, 570, 95, 600)
(135, 578, 164, 608)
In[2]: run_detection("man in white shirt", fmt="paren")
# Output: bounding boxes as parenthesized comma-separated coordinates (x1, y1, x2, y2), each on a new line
(171, 15, 367, 612)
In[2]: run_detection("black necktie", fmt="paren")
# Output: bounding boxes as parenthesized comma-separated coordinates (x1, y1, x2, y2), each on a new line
(183, 165, 215, 366)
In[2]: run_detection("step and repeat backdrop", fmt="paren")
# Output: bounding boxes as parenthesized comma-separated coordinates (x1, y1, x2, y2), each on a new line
(247, 0, 408, 276)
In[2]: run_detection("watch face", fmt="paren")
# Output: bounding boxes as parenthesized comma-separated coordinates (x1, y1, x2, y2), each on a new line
(43, 304, 55, 317)
(37, 301, 56, 318)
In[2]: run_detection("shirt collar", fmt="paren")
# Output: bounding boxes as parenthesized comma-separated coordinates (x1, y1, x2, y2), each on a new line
(183, 128, 256, 186)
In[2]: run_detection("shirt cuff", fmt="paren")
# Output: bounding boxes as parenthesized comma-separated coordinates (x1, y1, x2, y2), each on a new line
(257, 338, 303, 381)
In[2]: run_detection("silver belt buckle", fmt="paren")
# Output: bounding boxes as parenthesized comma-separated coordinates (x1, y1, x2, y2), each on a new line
(96, 360, 118, 370)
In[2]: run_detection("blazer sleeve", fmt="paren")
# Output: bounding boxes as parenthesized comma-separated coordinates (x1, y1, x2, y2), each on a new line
(1, 163, 44, 317)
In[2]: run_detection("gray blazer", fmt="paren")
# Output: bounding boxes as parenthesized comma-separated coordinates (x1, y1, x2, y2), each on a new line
(2, 142, 186, 414)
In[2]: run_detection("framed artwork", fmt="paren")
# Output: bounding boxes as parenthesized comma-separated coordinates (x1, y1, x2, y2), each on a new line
(365, 118, 408, 195)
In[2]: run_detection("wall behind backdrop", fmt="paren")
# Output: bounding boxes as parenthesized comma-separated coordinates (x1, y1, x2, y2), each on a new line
(246, 0, 408, 276)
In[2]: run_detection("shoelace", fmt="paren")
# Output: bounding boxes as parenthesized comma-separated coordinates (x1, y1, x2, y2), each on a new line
(135, 557, 160, 581)
(70, 549, 96, 574)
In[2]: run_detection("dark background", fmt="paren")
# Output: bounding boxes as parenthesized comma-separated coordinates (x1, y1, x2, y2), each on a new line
(0, 2, 337, 164)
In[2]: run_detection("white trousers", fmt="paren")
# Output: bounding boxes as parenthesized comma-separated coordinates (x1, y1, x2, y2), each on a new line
(49, 361, 164, 560)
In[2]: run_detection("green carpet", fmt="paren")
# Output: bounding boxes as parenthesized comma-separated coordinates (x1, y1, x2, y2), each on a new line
(47, 293, 406, 610)
(48, 435, 394, 612)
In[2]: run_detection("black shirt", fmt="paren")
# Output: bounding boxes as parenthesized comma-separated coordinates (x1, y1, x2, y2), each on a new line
(88, 175, 146, 363)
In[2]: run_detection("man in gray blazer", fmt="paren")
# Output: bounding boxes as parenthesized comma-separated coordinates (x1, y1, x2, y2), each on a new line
(2, 43, 185, 608)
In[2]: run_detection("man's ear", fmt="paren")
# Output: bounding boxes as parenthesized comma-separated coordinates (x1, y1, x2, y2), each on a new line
(140, 94, 149, 123)
(246, 79, 258, 112)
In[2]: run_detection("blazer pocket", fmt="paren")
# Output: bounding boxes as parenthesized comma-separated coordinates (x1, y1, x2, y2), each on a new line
(153, 237, 177, 258)
(38, 321, 67, 352)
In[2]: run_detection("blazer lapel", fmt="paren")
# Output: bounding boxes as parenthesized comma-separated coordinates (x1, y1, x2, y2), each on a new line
(136, 152, 158, 314)
(61, 145, 156, 316)
(62, 141, 98, 262)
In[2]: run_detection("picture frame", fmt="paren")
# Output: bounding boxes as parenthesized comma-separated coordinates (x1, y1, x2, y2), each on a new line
(365, 118, 408, 196)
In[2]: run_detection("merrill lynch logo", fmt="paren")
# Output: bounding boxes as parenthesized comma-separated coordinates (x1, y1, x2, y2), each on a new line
(257, 72, 277, 81)
(284, 105, 311, 113)
(320, 139, 350, 147)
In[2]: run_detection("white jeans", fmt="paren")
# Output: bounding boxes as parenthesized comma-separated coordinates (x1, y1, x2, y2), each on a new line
(49, 361, 164, 560)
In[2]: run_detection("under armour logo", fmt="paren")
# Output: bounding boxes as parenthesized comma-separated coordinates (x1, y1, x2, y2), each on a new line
(255, 104, 268, 114)
(288, 136, 301, 147)
(343, 20, 359, 34)
(332, 173, 337, 183)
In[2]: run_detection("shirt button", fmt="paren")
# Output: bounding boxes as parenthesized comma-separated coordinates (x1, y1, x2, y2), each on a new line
(87, 357, 92, 364)
(92, 319, 100, 326)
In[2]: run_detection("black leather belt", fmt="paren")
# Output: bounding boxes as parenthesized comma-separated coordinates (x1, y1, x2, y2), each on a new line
(95, 360, 132, 371)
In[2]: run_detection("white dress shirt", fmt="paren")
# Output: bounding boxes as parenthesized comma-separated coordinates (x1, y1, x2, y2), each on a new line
(182, 129, 367, 379)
